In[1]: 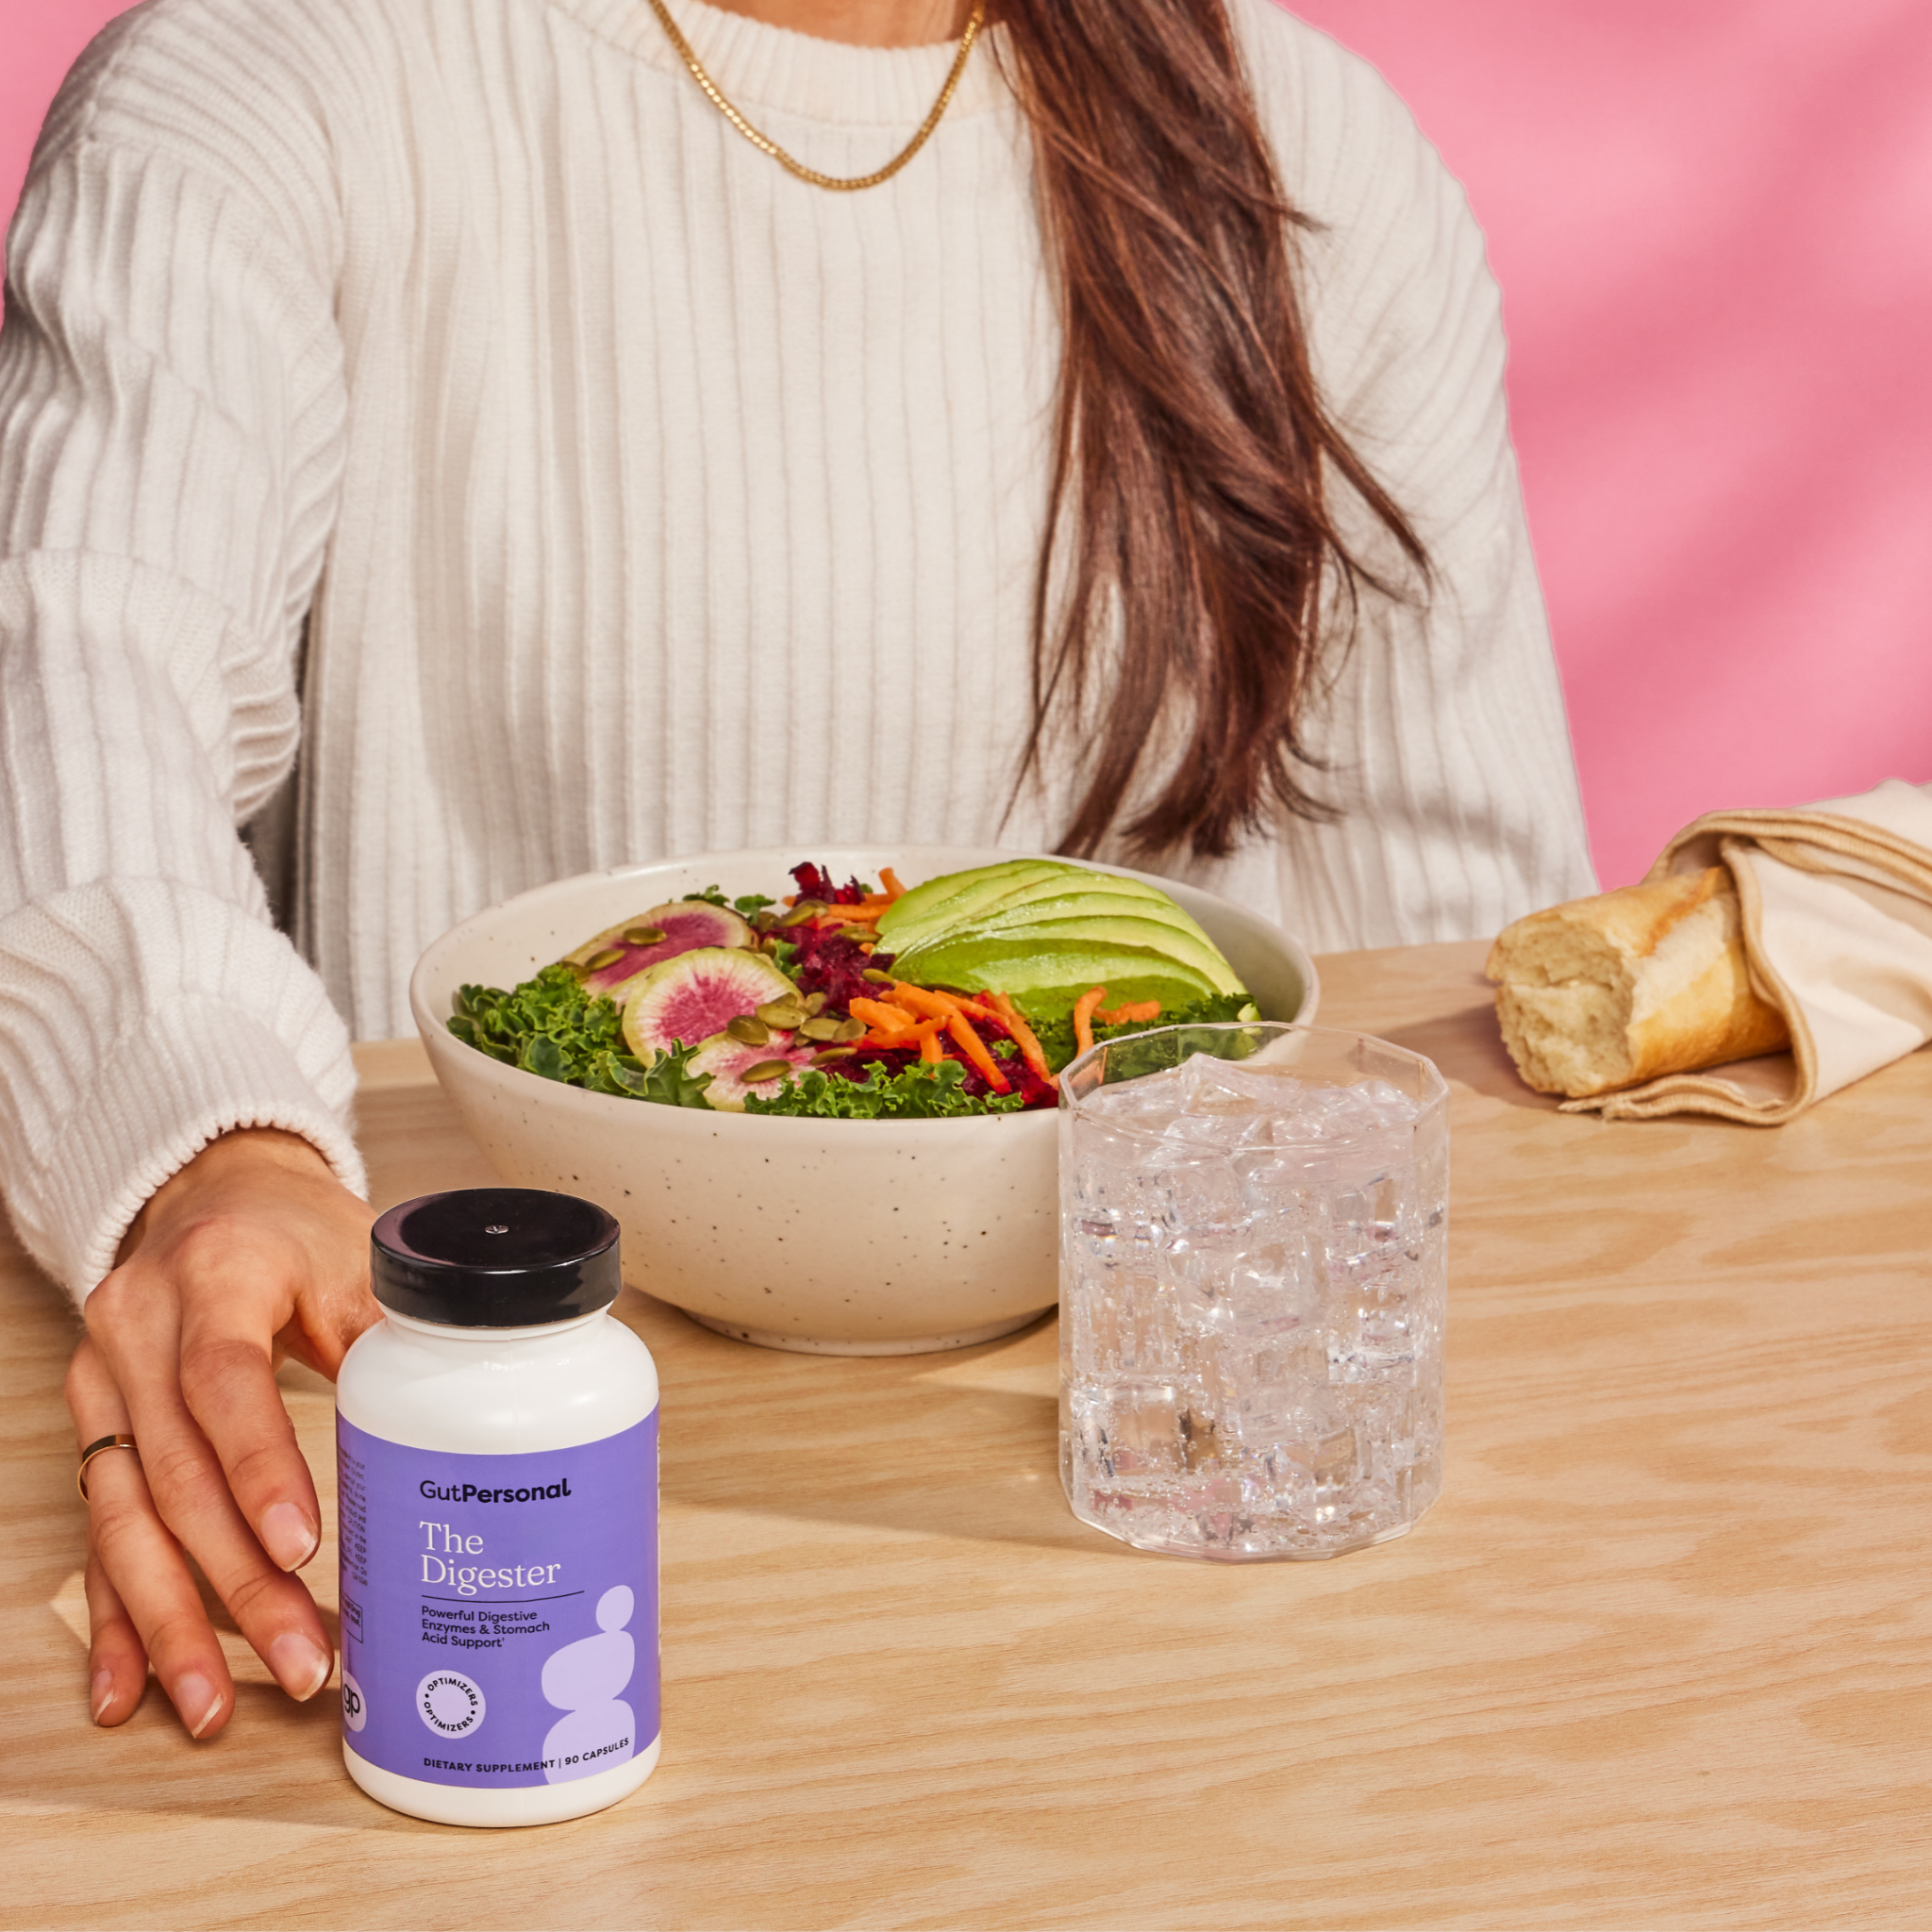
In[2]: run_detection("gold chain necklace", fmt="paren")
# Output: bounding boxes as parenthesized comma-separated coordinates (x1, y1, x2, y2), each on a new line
(643, 0, 987, 192)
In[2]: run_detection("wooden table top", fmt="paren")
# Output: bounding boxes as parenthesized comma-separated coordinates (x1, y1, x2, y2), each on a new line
(5, 940, 1931, 1930)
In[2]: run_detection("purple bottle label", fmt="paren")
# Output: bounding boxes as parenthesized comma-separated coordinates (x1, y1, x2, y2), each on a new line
(336, 1410, 658, 1789)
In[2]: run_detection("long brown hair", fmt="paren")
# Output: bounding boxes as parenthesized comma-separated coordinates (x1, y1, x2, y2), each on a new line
(991, 0, 1427, 861)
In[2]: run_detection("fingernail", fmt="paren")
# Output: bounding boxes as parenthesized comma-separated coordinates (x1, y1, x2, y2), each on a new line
(268, 1632, 332, 1702)
(91, 1669, 116, 1724)
(260, 1502, 320, 1572)
(174, 1671, 223, 1739)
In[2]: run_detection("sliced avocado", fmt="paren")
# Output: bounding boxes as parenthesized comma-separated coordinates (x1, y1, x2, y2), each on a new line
(907, 938, 1220, 1019)
(965, 891, 1214, 948)
(876, 858, 1076, 953)
(960, 870, 1174, 920)
(899, 913, 1241, 997)
(882, 861, 1193, 958)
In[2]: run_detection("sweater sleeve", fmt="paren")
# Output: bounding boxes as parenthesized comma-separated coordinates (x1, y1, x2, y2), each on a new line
(1219, 1, 1598, 951)
(0, 12, 365, 1300)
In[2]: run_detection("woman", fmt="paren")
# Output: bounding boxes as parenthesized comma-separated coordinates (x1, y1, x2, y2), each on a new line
(0, 0, 1592, 1737)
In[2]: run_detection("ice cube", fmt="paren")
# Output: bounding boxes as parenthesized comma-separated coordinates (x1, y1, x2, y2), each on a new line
(1067, 1375, 1199, 1481)
(1166, 1219, 1323, 1341)
(1145, 1149, 1248, 1242)
(1230, 1145, 1327, 1217)
(1257, 1077, 1421, 1153)
(1284, 1422, 1364, 1486)
(1085, 1070, 1187, 1129)
(1174, 1056, 1279, 1117)
(1068, 1118, 1157, 1224)
(1160, 1108, 1272, 1152)
(1067, 1257, 1177, 1378)
(1326, 1322, 1418, 1386)
(1351, 1077, 1423, 1128)
(1209, 1341, 1336, 1446)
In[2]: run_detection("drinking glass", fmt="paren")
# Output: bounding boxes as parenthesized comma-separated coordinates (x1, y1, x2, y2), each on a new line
(1058, 1023, 1449, 1560)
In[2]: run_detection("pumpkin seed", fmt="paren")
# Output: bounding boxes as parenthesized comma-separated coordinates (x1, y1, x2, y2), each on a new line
(586, 948, 625, 971)
(741, 1058, 793, 1084)
(860, 968, 894, 986)
(780, 901, 826, 927)
(798, 1017, 841, 1042)
(623, 925, 665, 946)
(725, 1015, 771, 1046)
(804, 991, 828, 1015)
(812, 1047, 858, 1062)
(756, 999, 807, 1029)
(832, 1017, 868, 1043)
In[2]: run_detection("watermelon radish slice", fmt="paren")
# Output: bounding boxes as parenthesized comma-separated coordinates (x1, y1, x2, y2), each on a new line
(621, 948, 794, 1059)
(562, 901, 757, 999)
(688, 1032, 818, 1111)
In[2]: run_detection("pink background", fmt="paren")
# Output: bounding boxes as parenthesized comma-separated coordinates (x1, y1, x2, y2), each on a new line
(5, 0, 1930, 885)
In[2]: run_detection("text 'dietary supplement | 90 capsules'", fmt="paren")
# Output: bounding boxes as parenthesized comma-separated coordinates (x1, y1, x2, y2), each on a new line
(336, 1188, 659, 1827)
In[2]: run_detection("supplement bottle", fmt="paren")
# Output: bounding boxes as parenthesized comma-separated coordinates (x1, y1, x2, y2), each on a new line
(336, 1187, 659, 1826)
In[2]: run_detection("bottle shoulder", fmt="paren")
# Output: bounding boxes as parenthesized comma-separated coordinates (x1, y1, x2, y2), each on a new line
(338, 1311, 658, 1454)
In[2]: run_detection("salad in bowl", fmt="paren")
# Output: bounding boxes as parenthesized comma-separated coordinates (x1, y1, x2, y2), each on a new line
(445, 857, 1258, 1118)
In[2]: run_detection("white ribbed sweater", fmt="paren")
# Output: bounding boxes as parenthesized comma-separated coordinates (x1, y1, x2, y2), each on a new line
(0, 0, 1593, 1295)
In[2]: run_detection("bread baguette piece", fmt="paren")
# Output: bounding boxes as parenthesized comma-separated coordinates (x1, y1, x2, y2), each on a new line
(1485, 868, 1791, 1099)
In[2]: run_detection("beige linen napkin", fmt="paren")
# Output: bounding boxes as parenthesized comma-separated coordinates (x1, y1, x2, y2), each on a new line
(1564, 778, 1932, 1123)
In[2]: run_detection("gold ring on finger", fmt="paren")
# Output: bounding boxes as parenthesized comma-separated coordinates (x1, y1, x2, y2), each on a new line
(77, 1434, 140, 1502)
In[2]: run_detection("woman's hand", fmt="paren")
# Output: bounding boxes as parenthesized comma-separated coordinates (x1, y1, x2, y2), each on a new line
(67, 1127, 378, 1738)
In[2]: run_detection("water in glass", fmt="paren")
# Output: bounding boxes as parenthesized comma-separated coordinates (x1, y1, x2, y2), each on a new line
(1059, 1025, 1448, 1559)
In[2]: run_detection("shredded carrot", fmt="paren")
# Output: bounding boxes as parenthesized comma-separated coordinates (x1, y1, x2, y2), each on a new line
(849, 997, 915, 1034)
(887, 981, 997, 1024)
(885, 981, 958, 1021)
(918, 1022, 945, 1063)
(944, 1011, 1011, 1094)
(878, 867, 906, 902)
(984, 991, 1057, 1089)
(1072, 987, 1109, 1058)
(811, 904, 883, 926)
(1095, 998, 1162, 1027)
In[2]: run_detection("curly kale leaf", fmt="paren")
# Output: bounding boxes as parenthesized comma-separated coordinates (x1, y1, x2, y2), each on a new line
(634, 1041, 715, 1108)
(448, 968, 711, 1107)
(743, 1058, 1024, 1120)
(450, 966, 621, 1075)
(578, 1041, 713, 1108)
(677, 885, 775, 920)
(1026, 990, 1257, 1073)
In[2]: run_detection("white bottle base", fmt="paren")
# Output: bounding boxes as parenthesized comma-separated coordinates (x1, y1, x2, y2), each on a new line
(344, 1734, 660, 1826)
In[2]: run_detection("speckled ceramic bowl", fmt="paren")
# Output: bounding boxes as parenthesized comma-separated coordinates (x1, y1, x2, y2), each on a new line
(410, 847, 1319, 1355)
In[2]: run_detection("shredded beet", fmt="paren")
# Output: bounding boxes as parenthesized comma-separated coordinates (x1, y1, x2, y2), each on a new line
(961, 1011, 1057, 1108)
(819, 1042, 920, 1085)
(790, 861, 870, 907)
(789, 924, 887, 1009)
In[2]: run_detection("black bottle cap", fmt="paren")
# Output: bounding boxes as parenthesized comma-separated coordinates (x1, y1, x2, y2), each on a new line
(370, 1188, 622, 1327)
